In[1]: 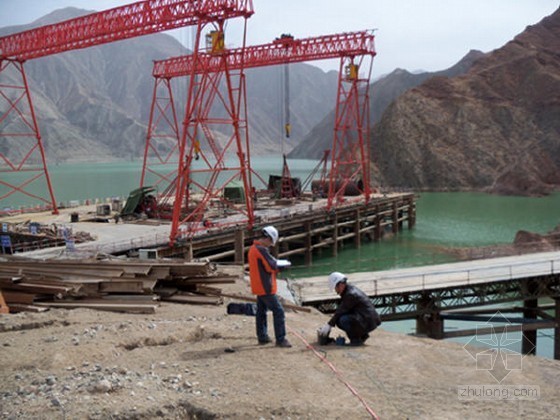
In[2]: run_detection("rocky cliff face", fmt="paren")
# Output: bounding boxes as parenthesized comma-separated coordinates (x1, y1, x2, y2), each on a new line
(373, 8, 560, 195)
(0, 8, 337, 162)
(288, 50, 485, 160)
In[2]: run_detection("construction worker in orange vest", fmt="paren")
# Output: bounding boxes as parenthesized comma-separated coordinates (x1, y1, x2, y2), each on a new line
(248, 225, 292, 348)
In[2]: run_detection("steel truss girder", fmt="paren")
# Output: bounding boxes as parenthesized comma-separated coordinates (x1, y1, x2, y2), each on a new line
(152, 31, 376, 77)
(0, 0, 255, 61)
(313, 274, 560, 321)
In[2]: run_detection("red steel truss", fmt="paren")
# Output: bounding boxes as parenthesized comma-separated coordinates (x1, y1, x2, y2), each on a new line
(152, 31, 375, 77)
(142, 30, 375, 243)
(158, 19, 254, 244)
(0, 59, 58, 212)
(328, 55, 374, 208)
(0, 0, 254, 62)
(0, 0, 253, 212)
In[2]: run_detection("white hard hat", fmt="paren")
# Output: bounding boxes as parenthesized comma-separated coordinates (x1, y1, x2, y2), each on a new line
(262, 226, 279, 245)
(328, 272, 347, 291)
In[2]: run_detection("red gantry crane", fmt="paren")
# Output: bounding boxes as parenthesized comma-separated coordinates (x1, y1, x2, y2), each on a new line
(141, 30, 376, 244)
(0, 0, 253, 213)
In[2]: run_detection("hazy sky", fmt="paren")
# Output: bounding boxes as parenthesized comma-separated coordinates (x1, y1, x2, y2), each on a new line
(0, 0, 558, 75)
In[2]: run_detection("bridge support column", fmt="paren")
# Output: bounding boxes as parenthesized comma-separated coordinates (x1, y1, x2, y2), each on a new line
(234, 229, 244, 264)
(354, 209, 361, 248)
(374, 207, 381, 241)
(304, 221, 312, 266)
(416, 295, 443, 339)
(522, 280, 538, 356)
(392, 202, 398, 234)
(554, 298, 560, 361)
(408, 196, 416, 229)
(332, 213, 338, 257)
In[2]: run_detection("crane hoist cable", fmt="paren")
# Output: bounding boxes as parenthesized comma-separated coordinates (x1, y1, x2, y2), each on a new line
(284, 62, 291, 140)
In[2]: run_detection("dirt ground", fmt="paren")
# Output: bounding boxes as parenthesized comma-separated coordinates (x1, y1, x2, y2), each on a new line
(1, 276, 560, 420)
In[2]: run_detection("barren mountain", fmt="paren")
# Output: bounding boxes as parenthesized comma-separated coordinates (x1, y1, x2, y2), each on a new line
(288, 50, 485, 159)
(0, 8, 337, 162)
(372, 8, 560, 195)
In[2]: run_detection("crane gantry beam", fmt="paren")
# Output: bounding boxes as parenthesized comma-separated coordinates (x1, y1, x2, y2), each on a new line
(152, 30, 375, 78)
(0, 0, 254, 62)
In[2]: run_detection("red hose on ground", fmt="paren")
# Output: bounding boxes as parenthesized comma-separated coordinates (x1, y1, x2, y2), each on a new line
(287, 325, 380, 420)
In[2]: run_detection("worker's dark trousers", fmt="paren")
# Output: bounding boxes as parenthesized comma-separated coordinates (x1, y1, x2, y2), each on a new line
(336, 314, 369, 341)
(256, 294, 286, 344)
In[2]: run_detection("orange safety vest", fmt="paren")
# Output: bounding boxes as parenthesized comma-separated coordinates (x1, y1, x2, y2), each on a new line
(248, 240, 278, 296)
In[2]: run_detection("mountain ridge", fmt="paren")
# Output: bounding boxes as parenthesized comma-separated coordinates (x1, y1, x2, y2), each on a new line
(288, 49, 486, 159)
(372, 7, 560, 195)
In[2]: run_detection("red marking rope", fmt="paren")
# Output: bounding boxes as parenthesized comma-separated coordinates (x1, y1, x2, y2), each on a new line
(287, 325, 380, 420)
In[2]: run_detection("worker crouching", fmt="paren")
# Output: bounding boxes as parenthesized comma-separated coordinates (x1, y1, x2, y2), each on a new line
(318, 272, 381, 346)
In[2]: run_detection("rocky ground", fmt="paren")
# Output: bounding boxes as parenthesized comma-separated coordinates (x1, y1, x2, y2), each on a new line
(1, 276, 560, 420)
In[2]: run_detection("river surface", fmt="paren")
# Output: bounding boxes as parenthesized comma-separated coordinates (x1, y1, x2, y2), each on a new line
(2, 158, 559, 358)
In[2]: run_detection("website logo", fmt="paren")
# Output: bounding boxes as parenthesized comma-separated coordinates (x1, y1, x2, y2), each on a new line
(462, 311, 533, 383)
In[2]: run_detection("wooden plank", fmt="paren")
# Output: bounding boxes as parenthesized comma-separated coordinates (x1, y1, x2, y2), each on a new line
(154, 287, 179, 297)
(206, 249, 236, 260)
(99, 295, 160, 301)
(7, 303, 49, 313)
(0, 277, 25, 286)
(99, 280, 146, 293)
(148, 266, 171, 280)
(173, 276, 237, 284)
(168, 262, 212, 276)
(1, 282, 76, 295)
(34, 301, 158, 314)
(2, 290, 37, 305)
(163, 294, 223, 305)
(0, 266, 124, 279)
(194, 285, 222, 295)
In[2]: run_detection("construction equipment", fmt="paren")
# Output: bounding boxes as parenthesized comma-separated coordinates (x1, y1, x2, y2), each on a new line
(120, 186, 157, 219)
(0, 0, 255, 214)
(145, 30, 376, 244)
(303, 150, 330, 198)
(329, 56, 374, 207)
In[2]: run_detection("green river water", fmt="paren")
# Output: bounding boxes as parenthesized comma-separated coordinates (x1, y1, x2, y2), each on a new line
(2, 159, 559, 357)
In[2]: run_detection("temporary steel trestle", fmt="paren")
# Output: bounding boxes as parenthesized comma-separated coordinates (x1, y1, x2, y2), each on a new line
(0, 0, 254, 212)
(143, 30, 376, 244)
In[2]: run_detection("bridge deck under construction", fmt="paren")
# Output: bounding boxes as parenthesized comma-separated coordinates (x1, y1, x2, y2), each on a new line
(2, 193, 416, 265)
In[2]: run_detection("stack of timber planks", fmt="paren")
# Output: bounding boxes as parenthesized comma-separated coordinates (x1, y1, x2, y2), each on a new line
(0, 256, 241, 314)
